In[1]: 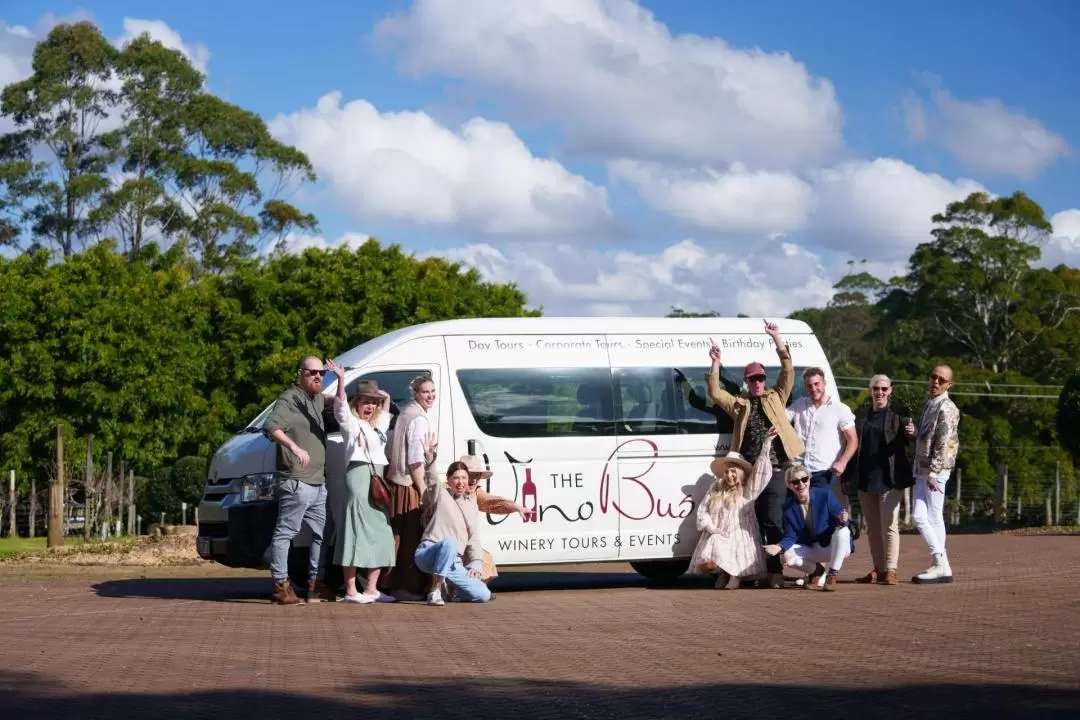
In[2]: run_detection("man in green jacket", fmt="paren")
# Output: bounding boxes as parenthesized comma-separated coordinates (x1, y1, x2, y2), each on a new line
(264, 355, 336, 605)
(705, 320, 805, 588)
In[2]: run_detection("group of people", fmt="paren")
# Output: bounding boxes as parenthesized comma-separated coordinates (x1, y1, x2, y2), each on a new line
(260, 318, 961, 606)
(688, 320, 961, 590)
(263, 356, 525, 606)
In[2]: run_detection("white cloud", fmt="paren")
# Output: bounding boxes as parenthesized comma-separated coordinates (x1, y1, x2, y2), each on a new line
(374, 0, 844, 171)
(268, 91, 613, 237)
(115, 18, 211, 75)
(609, 160, 815, 234)
(260, 231, 372, 257)
(1042, 209, 1080, 268)
(431, 238, 837, 317)
(807, 157, 985, 260)
(910, 88, 1069, 179)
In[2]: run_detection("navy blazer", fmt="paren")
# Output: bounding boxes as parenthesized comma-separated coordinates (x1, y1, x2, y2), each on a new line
(779, 486, 849, 551)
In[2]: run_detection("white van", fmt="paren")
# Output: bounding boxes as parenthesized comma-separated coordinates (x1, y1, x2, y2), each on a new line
(196, 317, 834, 585)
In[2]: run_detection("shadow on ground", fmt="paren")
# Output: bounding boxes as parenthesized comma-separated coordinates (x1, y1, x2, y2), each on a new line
(2, 670, 1076, 719)
(92, 570, 721, 601)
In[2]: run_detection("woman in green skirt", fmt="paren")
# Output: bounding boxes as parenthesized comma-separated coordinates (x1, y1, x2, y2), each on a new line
(327, 360, 397, 603)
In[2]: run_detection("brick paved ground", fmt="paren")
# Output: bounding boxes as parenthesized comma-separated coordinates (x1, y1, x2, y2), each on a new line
(1, 534, 1077, 719)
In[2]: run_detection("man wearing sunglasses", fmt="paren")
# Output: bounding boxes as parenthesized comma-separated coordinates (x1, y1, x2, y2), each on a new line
(705, 320, 805, 589)
(909, 365, 960, 584)
(764, 464, 852, 591)
(264, 355, 336, 605)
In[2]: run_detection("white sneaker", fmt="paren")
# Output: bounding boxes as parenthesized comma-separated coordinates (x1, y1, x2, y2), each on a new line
(343, 593, 375, 604)
(427, 589, 445, 606)
(913, 553, 954, 584)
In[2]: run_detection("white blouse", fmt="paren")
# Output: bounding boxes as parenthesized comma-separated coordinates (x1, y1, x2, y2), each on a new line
(333, 395, 391, 466)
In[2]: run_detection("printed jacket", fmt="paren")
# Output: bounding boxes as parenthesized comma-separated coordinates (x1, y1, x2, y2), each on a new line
(914, 394, 960, 478)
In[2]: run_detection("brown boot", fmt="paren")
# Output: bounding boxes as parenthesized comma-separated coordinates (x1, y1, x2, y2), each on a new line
(878, 569, 898, 585)
(822, 573, 838, 592)
(271, 580, 301, 605)
(307, 578, 338, 603)
(854, 569, 879, 584)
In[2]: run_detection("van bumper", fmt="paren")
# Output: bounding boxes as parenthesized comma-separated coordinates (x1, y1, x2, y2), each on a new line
(197, 500, 279, 569)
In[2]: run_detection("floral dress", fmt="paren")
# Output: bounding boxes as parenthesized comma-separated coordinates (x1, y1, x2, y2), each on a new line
(689, 438, 773, 577)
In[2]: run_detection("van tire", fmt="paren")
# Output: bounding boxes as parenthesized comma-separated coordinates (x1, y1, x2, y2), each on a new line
(630, 558, 690, 583)
(286, 546, 344, 591)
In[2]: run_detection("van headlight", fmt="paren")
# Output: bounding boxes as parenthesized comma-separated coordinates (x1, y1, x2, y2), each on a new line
(241, 473, 278, 503)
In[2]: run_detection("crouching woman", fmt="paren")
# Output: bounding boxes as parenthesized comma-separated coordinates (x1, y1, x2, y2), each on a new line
(413, 461, 492, 606)
(689, 428, 777, 589)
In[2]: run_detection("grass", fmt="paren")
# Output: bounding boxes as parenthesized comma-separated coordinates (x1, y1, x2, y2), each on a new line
(0, 535, 128, 558)
(0, 536, 47, 556)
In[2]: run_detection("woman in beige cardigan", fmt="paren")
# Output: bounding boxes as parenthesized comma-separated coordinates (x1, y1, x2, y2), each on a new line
(413, 462, 493, 606)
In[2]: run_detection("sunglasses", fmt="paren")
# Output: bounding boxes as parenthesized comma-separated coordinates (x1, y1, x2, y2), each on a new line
(929, 373, 951, 384)
(871, 386, 890, 393)
(746, 374, 767, 383)
(789, 476, 810, 486)
(299, 368, 325, 377)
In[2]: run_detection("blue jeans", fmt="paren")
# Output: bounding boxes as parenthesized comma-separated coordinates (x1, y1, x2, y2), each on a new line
(414, 539, 492, 602)
(269, 478, 327, 584)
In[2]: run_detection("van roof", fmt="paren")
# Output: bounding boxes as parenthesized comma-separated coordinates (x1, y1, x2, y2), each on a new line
(334, 316, 815, 368)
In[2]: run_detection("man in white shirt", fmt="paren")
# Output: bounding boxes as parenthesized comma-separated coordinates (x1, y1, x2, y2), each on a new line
(787, 367, 858, 510)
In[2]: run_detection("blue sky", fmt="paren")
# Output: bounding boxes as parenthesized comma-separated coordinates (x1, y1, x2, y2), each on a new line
(2, 0, 1078, 316)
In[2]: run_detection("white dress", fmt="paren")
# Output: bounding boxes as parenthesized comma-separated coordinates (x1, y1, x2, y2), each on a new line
(689, 439, 773, 577)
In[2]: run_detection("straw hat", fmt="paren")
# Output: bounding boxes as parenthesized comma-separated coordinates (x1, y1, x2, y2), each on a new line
(710, 451, 752, 478)
(458, 454, 493, 479)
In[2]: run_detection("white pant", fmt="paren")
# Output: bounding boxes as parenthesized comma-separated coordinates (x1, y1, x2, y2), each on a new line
(783, 526, 852, 572)
(912, 474, 948, 556)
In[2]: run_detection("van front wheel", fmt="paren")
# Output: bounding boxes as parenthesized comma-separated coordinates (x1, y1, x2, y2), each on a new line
(630, 558, 690, 583)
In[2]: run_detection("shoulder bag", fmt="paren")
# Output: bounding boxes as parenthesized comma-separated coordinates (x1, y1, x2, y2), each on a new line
(359, 423, 393, 511)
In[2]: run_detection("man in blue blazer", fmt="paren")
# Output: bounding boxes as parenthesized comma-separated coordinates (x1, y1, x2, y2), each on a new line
(764, 464, 853, 591)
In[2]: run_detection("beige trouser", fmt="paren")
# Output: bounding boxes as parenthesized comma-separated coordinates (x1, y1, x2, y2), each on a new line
(858, 489, 903, 571)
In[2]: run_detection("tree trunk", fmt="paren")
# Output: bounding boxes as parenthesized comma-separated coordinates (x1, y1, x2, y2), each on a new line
(84, 435, 94, 540)
(126, 470, 135, 536)
(29, 478, 37, 538)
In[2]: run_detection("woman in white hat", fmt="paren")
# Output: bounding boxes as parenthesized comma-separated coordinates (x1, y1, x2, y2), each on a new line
(689, 427, 778, 589)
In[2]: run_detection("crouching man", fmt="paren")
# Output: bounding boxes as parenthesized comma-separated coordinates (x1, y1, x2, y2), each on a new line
(764, 464, 852, 591)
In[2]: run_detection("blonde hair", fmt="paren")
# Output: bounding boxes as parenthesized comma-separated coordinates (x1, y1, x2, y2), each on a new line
(707, 467, 746, 511)
(869, 374, 891, 388)
(349, 395, 382, 428)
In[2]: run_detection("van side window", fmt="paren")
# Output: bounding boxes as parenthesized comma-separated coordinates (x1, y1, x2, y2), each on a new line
(612, 368, 678, 436)
(673, 365, 809, 435)
(456, 368, 615, 438)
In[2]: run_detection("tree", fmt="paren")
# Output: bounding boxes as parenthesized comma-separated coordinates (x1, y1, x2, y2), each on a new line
(883, 191, 1078, 374)
(91, 34, 203, 257)
(1056, 374, 1080, 465)
(789, 263, 882, 378)
(0, 23, 319, 269)
(0, 22, 118, 257)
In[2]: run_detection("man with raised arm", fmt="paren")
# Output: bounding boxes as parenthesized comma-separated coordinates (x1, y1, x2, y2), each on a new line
(705, 320, 805, 589)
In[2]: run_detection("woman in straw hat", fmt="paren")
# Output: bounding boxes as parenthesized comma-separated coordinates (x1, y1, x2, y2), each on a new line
(327, 360, 396, 603)
(690, 427, 778, 589)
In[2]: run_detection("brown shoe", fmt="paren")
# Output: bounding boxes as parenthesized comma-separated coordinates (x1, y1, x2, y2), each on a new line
(805, 563, 826, 589)
(271, 580, 301, 605)
(822, 573, 838, 592)
(854, 569, 879, 584)
(307, 578, 338, 603)
(878, 569, 898, 585)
